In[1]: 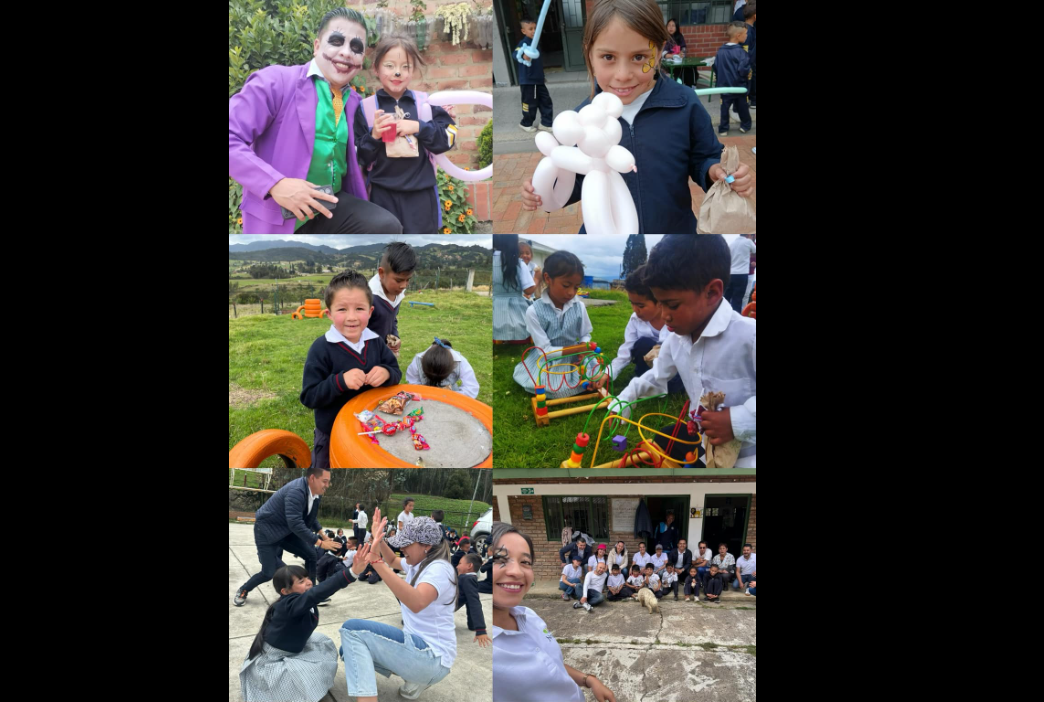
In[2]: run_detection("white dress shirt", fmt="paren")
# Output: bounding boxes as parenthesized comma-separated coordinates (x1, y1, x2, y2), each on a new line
(729, 237, 757, 276)
(609, 313, 670, 379)
(325, 326, 380, 354)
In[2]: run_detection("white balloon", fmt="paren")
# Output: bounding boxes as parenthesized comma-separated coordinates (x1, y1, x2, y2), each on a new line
(552, 111, 583, 147)
(603, 117, 622, 146)
(605, 144, 635, 173)
(535, 131, 559, 157)
(581, 126, 612, 158)
(581, 171, 614, 235)
(578, 104, 607, 127)
(592, 92, 624, 119)
(551, 146, 597, 175)
(532, 156, 576, 212)
(608, 171, 638, 235)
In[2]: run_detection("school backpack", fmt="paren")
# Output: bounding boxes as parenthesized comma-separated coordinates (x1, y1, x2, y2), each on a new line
(361, 91, 450, 230)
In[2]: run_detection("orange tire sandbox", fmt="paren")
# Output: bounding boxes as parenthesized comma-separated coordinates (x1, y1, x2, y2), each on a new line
(329, 385, 493, 468)
(229, 429, 312, 469)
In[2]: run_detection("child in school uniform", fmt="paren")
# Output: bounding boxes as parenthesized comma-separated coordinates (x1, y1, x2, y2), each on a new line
(716, 23, 753, 136)
(492, 522, 618, 702)
(240, 559, 368, 702)
(605, 564, 631, 601)
(340, 513, 459, 701)
(626, 565, 646, 601)
(512, 251, 599, 401)
(368, 241, 417, 358)
(516, 17, 554, 133)
(456, 552, 491, 647)
(605, 266, 674, 390)
(405, 338, 480, 398)
(661, 564, 680, 600)
(493, 235, 537, 343)
(684, 565, 701, 602)
(643, 564, 664, 599)
(354, 34, 458, 234)
(300, 271, 402, 470)
(703, 564, 725, 603)
(519, 0, 754, 234)
(610, 235, 755, 468)
(518, 239, 541, 301)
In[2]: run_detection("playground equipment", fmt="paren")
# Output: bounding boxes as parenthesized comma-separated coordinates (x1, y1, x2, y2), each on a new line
(229, 385, 492, 469)
(291, 299, 329, 320)
(522, 342, 614, 427)
(408, 301, 436, 308)
(742, 284, 756, 319)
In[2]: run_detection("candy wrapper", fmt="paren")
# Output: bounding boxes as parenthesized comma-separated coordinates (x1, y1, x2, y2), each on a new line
(409, 426, 430, 451)
(377, 392, 413, 415)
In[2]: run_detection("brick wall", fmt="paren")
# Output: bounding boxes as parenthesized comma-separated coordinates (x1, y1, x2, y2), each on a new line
(360, 1, 492, 172)
(680, 24, 732, 58)
(746, 493, 755, 550)
(492, 496, 501, 521)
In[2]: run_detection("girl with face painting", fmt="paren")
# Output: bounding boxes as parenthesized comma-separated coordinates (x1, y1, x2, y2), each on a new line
(354, 34, 459, 234)
(229, 7, 403, 234)
(491, 522, 617, 702)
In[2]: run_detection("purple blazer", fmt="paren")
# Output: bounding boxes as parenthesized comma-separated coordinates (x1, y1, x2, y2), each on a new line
(229, 63, 369, 234)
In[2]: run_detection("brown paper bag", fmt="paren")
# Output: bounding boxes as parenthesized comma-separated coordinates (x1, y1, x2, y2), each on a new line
(700, 391, 743, 469)
(696, 145, 756, 234)
(386, 106, 420, 159)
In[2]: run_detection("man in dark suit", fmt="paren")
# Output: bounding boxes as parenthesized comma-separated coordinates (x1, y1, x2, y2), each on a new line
(233, 466, 341, 607)
(559, 536, 590, 568)
(667, 539, 693, 599)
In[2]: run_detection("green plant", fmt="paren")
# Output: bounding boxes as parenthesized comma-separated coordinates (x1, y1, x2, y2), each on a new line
(478, 120, 493, 170)
(230, 178, 243, 234)
(437, 168, 477, 233)
(410, 0, 426, 22)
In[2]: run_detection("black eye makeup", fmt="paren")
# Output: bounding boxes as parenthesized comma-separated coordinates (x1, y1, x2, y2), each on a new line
(328, 32, 345, 47)
(350, 37, 364, 54)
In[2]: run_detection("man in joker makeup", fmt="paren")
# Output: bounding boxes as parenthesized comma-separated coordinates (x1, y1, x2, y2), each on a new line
(230, 7, 403, 234)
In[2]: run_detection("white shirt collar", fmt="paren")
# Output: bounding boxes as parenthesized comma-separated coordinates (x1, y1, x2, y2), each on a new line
(369, 274, 405, 308)
(325, 325, 379, 353)
(535, 295, 582, 316)
(307, 59, 350, 90)
(671, 300, 734, 346)
(491, 606, 529, 639)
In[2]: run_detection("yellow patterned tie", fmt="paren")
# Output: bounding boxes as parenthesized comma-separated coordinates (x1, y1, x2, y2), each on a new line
(331, 86, 344, 127)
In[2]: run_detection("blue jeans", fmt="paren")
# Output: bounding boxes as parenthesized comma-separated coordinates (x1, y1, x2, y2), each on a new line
(734, 573, 754, 590)
(559, 579, 581, 598)
(339, 619, 449, 698)
(748, 586, 756, 596)
(584, 589, 604, 606)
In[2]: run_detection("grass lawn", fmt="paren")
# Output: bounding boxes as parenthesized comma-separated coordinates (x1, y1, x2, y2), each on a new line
(229, 276, 336, 288)
(230, 290, 492, 461)
(492, 290, 688, 468)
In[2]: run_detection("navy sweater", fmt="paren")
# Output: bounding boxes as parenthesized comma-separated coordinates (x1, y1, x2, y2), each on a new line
(742, 23, 756, 65)
(300, 335, 402, 434)
(354, 90, 455, 192)
(567, 77, 723, 234)
(457, 572, 487, 635)
(368, 293, 401, 343)
(715, 43, 751, 88)
(516, 36, 545, 85)
(263, 568, 356, 654)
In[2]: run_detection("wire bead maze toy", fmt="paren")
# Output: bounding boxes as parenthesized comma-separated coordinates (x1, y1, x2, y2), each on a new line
(561, 397, 707, 469)
(522, 342, 615, 427)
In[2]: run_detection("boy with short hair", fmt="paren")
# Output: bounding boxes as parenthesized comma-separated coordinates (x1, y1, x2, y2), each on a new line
(560, 556, 584, 601)
(301, 270, 402, 469)
(715, 22, 752, 136)
(662, 564, 680, 600)
(610, 235, 756, 468)
(606, 564, 630, 601)
(643, 564, 664, 599)
(627, 565, 646, 601)
(603, 265, 680, 393)
(704, 564, 725, 603)
(368, 241, 418, 358)
(515, 18, 553, 133)
(456, 552, 490, 646)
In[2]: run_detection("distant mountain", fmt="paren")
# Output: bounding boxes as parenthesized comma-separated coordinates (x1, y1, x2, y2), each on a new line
(229, 243, 492, 270)
(228, 240, 341, 254)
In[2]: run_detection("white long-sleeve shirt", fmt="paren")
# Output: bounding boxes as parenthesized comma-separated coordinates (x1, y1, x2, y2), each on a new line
(612, 300, 756, 467)
(354, 510, 368, 530)
(405, 347, 480, 398)
(729, 237, 757, 275)
(581, 569, 608, 596)
(609, 314, 670, 380)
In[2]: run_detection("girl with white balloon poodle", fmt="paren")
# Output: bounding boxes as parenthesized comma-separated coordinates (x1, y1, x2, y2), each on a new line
(520, 0, 753, 235)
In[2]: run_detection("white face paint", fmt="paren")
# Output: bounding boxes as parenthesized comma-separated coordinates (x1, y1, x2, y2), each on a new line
(313, 18, 366, 87)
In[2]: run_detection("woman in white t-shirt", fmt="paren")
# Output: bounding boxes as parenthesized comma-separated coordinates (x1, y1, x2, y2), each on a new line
(492, 522, 617, 702)
(587, 544, 608, 574)
(339, 511, 457, 702)
(398, 497, 416, 532)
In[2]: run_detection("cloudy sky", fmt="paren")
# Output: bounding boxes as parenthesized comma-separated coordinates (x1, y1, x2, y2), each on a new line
(228, 235, 492, 249)
(523, 235, 742, 280)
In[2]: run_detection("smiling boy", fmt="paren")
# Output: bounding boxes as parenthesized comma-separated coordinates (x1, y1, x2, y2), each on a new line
(301, 270, 402, 469)
(610, 235, 756, 467)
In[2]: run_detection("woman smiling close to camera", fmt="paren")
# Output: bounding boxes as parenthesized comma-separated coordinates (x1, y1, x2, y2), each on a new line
(491, 521, 617, 702)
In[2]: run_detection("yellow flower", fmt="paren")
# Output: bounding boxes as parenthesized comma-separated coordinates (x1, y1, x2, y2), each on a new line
(237, 218, 243, 225)
(443, 228, 452, 234)
(448, 185, 454, 191)
(466, 209, 473, 216)
(445, 200, 452, 210)
(458, 214, 465, 222)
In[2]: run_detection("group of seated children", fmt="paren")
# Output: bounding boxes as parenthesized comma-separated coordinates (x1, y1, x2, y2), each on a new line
(503, 235, 754, 468)
(299, 241, 480, 468)
(560, 539, 757, 611)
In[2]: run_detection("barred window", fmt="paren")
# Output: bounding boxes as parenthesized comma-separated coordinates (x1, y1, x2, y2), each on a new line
(543, 496, 610, 542)
(657, 1, 735, 26)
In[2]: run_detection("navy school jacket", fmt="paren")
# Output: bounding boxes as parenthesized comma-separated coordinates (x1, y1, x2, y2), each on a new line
(566, 77, 723, 234)
(715, 43, 751, 88)
(264, 568, 356, 654)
